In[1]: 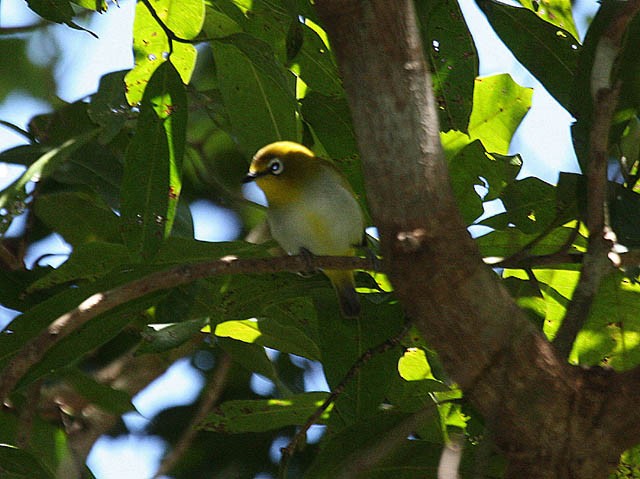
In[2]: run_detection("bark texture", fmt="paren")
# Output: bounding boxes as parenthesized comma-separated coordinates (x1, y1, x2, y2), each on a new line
(315, 1, 640, 477)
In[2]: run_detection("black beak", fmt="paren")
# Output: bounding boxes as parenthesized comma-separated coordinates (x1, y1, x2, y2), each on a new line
(242, 172, 258, 183)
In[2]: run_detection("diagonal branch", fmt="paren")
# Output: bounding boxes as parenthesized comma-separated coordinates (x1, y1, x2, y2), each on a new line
(0, 254, 375, 403)
(552, 0, 640, 358)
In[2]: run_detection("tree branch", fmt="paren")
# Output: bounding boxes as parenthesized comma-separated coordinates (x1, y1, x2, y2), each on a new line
(154, 352, 233, 478)
(313, 1, 628, 476)
(551, 0, 640, 357)
(0, 254, 374, 403)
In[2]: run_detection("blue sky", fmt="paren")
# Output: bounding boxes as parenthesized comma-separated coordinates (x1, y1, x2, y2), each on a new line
(0, 0, 599, 477)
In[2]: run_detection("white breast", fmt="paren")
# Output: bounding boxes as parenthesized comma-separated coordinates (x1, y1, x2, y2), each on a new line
(267, 173, 364, 256)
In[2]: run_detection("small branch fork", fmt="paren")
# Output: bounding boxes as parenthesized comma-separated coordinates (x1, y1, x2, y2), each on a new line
(0, 254, 375, 403)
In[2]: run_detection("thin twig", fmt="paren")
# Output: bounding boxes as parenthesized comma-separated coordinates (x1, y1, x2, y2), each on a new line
(153, 352, 233, 478)
(0, 254, 376, 403)
(278, 320, 412, 477)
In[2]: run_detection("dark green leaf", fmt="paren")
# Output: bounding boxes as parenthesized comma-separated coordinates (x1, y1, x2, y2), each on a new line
(476, 224, 586, 259)
(87, 70, 131, 143)
(417, 0, 478, 132)
(292, 23, 342, 96)
(121, 61, 188, 261)
(201, 391, 329, 433)
(63, 369, 135, 415)
(477, 0, 580, 110)
(211, 33, 300, 154)
(25, 0, 97, 36)
(316, 299, 406, 429)
(27, 242, 130, 292)
(301, 92, 358, 159)
(218, 338, 280, 385)
(305, 409, 439, 478)
(0, 444, 55, 479)
(201, 3, 242, 38)
(138, 317, 209, 354)
(483, 177, 558, 234)
(34, 192, 121, 246)
(0, 129, 100, 234)
(448, 140, 522, 224)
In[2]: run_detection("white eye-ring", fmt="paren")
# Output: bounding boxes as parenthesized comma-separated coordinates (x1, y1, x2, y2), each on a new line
(268, 158, 284, 175)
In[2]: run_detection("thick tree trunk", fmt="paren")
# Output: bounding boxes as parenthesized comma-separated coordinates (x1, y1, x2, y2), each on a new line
(315, 1, 640, 477)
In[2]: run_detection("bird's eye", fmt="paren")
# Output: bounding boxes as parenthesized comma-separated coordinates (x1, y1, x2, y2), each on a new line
(268, 158, 283, 175)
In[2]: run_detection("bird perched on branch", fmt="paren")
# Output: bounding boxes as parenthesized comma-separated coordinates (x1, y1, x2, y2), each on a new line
(243, 141, 365, 317)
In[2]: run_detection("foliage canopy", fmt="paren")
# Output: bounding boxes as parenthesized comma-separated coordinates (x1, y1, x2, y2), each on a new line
(1, 0, 640, 477)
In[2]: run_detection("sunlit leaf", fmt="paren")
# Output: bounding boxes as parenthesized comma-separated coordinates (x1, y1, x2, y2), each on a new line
(398, 348, 434, 381)
(517, 0, 579, 39)
(468, 73, 533, 154)
(125, 0, 204, 105)
(215, 314, 321, 361)
(121, 62, 187, 261)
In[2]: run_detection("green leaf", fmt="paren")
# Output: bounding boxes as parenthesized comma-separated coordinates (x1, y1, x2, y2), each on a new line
(301, 92, 358, 159)
(398, 348, 434, 381)
(72, 0, 108, 12)
(215, 313, 321, 361)
(154, 238, 271, 264)
(305, 409, 439, 478)
(0, 444, 55, 479)
(121, 61, 188, 261)
(63, 369, 135, 415)
(574, 272, 640, 370)
(316, 299, 406, 429)
(200, 392, 330, 433)
(87, 70, 131, 143)
(27, 242, 130, 292)
(448, 140, 522, 224)
(517, 0, 579, 39)
(34, 192, 121, 246)
(25, 0, 97, 36)
(201, 3, 242, 38)
(483, 177, 558, 234)
(125, 0, 204, 105)
(502, 276, 546, 329)
(477, 0, 580, 110)
(138, 317, 209, 354)
(0, 129, 100, 234)
(218, 338, 280, 386)
(292, 22, 342, 96)
(417, 0, 478, 132)
(468, 73, 533, 154)
(211, 33, 300, 154)
(476, 224, 587, 259)
(504, 267, 580, 340)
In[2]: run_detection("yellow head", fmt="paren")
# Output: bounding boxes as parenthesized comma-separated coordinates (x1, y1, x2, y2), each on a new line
(243, 141, 326, 207)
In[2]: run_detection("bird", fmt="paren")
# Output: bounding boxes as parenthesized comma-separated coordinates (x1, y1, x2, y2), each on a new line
(243, 141, 365, 318)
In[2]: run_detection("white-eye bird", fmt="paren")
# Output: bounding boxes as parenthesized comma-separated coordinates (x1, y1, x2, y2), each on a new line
(243, 141, 365, 318)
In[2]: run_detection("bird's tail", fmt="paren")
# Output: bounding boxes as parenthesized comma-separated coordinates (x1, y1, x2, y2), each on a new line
(325, 270, 360, 318)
